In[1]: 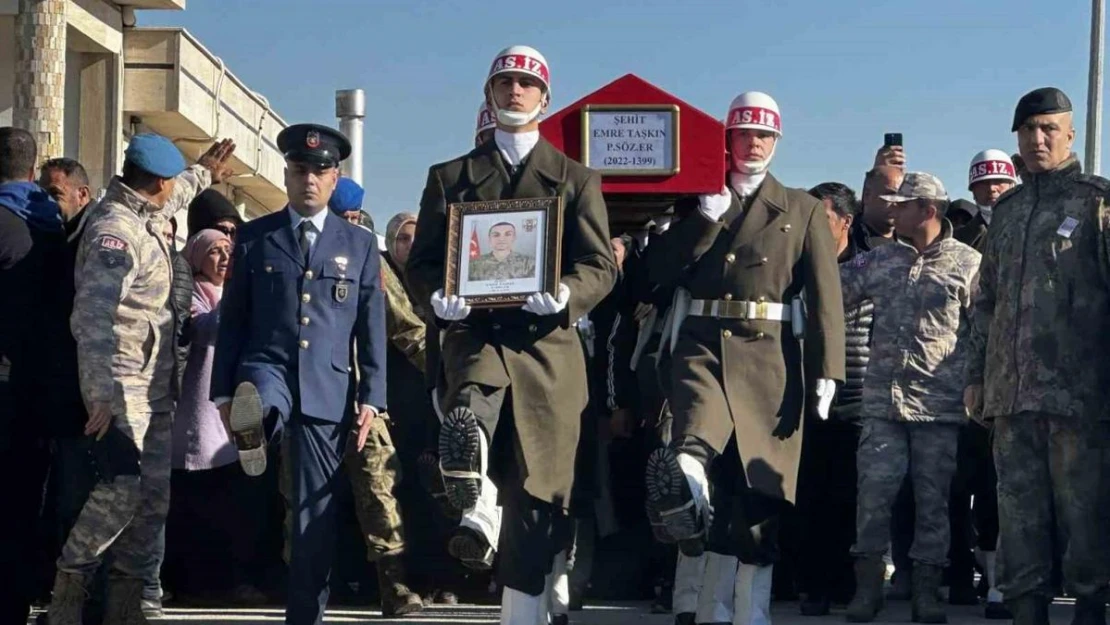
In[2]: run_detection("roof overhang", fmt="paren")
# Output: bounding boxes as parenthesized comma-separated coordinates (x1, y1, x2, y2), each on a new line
(123, 27, 289, 216)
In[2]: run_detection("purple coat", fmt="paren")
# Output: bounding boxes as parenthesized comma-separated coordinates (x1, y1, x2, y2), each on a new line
(172, 289, 237, 470)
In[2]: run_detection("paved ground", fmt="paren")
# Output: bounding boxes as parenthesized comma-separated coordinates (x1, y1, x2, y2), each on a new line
(28, 599, 1081, 624)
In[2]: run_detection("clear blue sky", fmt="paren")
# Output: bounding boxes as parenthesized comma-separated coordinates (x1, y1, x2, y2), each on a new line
(153, 0, 1105, 228)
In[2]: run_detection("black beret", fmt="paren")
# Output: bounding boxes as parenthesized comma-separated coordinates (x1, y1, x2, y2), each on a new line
(1012, 87, 1072, 131)
(277, 123, 351, 167)
(187, 188, 242, 235)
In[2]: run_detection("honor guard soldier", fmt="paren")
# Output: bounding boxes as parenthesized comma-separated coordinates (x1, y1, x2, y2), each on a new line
(211, 123, 390, 625)
(643, 92, 845, 625)
(956, 150, 1018, 250)
(46, 133, 226, 625)
(965, 87, 1110, 625)
(476, 102, 496, 147)
(406, 45, 617, 624)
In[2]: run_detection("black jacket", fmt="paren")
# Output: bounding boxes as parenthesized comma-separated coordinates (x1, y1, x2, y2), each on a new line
(589, 270, 639, 416)
(832, 221, 892, 420)
(0, 205, 33, 361)
(170, 250, 193, 397)
(2, 202, 86, 438)
(954, 213, 989, 251)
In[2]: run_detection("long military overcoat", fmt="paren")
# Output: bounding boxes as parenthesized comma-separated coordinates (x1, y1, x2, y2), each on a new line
(645, 174, 845, 503)
(406, 138, 617, 507)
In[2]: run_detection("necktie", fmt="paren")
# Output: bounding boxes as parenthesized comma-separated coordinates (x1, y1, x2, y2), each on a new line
(298, 221, 312, 265)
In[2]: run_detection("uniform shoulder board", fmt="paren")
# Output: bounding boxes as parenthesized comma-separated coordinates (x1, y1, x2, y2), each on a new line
(1077, 173, 1110, 194)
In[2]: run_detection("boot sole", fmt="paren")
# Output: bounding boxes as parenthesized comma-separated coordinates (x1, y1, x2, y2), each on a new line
(448, 526, 494, 570)
(438, 407, 482, 511)
(385, 598, 424, 617)
(645, 448, 702, 544)
(230, 382, 267, 477)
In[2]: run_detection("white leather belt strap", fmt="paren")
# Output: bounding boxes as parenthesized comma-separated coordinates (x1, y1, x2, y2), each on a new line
(688, 299, 791, 322)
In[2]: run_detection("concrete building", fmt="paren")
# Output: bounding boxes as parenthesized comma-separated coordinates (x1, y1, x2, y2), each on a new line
(0, 0, 290, 240)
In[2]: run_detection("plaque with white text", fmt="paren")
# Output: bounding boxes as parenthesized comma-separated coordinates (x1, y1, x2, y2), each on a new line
(581, 104, 680, 176)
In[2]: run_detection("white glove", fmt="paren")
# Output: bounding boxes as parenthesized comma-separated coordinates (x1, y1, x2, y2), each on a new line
(815, 378, 836, 421)
(697, 186, 731, 221)
(431, 289, 471, 321)
(650, 215, 673, 234)
(522, 283, 570, 316)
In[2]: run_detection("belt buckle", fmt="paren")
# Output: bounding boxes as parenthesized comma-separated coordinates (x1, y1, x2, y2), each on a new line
(710, 300, 721, 318)
(753, 300, 768, 320)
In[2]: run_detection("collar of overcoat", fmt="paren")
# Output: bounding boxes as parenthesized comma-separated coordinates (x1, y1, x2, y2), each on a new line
(725, 172, 789, 250)
(463, 137, 568, 202)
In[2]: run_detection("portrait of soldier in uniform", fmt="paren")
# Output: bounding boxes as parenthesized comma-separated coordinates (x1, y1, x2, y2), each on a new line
(467, 220, 537, 281)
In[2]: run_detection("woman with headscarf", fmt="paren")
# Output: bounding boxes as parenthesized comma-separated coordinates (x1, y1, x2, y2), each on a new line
(163, 229, 267, 604)
(384, 211, 417, 281)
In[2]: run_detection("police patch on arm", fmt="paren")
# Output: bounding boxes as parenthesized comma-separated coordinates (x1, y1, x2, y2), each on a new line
(95, 234, 132, 270)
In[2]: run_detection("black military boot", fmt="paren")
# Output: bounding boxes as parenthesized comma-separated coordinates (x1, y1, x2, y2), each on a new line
(911, 564, 947, 624)
(1073, 597, 1108, 625)
(46, 571, 88, 625)
(845, 555, 886, 622)
(645, 447, 707, 555)
(1008, 594, 1050, 625)
(438, 407, 484, 511)
(377, 555, 423, 617)
(104, 579, 147, 625)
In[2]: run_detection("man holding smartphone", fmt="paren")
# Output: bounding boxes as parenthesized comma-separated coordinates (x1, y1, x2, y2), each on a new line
(855, 138, 905, 252)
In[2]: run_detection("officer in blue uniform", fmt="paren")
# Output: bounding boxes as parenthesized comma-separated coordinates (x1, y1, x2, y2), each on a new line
(210, 123, 387, 625)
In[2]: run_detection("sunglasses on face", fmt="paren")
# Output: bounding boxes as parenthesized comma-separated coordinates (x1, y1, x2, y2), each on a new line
(214, 225, 237, 237)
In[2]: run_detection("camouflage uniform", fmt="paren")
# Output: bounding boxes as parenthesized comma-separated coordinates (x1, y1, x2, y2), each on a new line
(59, 168, 208, 582)
(343, 260, 424, 561)
(840, 219, 980, 565)
(966, 156, 1110, 603)
(468, 250, 536, 281)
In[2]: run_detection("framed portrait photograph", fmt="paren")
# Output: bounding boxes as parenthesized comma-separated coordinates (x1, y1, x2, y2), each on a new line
(444, 197, 564, 308)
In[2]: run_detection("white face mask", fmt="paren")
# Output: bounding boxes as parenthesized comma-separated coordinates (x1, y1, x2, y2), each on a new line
(488, 86, 548, 127)
(729, 132, 778, 175)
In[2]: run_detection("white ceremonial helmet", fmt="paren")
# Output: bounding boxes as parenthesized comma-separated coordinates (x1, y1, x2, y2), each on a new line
(968, 149, 1018, 190)
(725, 91, 782, 174)
(476, 102, 496, 137)
(484, 45, 551, 127)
